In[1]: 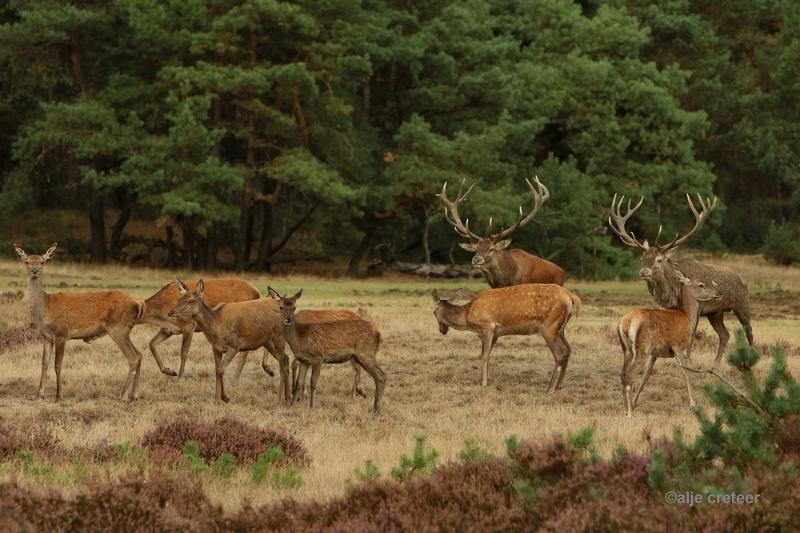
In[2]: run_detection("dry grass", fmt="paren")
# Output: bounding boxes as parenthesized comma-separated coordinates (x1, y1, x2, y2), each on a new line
(0, 256, 798, 510)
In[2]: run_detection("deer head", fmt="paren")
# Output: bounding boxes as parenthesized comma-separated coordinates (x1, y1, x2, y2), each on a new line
(13, 243, 57, 280)
(431, 288, 471, 335)
(676, 271, 721, 303)
(168, 278, 204, 318)
(437, 177, 549, 270)
(267, 287, 303, 325)
(608, 193, 717, 284)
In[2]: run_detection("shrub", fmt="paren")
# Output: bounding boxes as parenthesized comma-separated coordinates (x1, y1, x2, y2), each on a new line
(0, 420, 60, 461)
(390, 437, 439, 480)
(141, 417, 310, 467)
(0, 324, 40, 353)
(761, 221, 800, 265)
(251, 446, 302, 488)
(346, 459, 381, 486)
(458, 439, 490, 463)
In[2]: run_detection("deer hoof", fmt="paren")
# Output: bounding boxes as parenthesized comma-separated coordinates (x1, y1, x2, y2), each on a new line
(163, 368, 178, 377)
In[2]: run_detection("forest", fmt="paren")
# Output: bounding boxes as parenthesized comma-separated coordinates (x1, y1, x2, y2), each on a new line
(1, 0, 798, 276)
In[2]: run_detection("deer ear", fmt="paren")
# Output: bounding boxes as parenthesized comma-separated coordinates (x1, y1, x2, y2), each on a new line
(291, 289, 303, 301)
(431, 289, 440, 303)
(12, 244, 28, 262)
(195, 279, 205, 298)
(42, 242, 57, 262)
(459, 242, 478, 252)
(494, 239, 512, 250)
(642, 239, 650, 251)
(176, 278, 189, 295)
(267, 287, 281, 300)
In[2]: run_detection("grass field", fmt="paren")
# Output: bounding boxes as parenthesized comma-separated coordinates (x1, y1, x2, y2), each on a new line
(0, 254, 799, 510)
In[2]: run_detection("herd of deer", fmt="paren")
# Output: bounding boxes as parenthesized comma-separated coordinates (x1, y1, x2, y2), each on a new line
(10, 177, 754, 417)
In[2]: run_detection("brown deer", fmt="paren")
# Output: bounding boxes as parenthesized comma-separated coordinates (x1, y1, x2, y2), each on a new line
(618, 275, 722, 416)
(168, 279, 290, 403)
(609, 194, 754, 368)
(432, 284, 581, 391)
(141, 278, 268, 378)
(437, 177, 565, 287)
(13, 243, 146, 402)
(267, 288, 386, 415)
(289, 309, 381, 399)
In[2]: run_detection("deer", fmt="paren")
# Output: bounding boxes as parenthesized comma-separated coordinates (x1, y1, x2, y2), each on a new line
(289, 308, 381, 400)
(167, 279, 290, 404)
(618, 274, 722, 416)
(608, 193, 754, 368)
(267, 288, 386, 415)
(141, 278, 270, 378)
(431, 284, 581, 391)
(13, 243, 146, 402)
(437, 177, 566, 288)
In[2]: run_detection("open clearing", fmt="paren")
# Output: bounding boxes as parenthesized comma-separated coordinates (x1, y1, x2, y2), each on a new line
(1, 254, 799, 509)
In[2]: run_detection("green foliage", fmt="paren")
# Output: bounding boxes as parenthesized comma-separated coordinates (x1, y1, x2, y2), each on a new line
(271, 466, 303, 489)
(390, 437, 439, 481)
(458, 439, 491, 463)
(761, 222, 800, 265)
(569, 426, 600, 464)
(211, 453, 237, 478)
(346, 459, 381, 487)
(251, 445, 284, 483)
(505, 435, 522, 456)
(183, 440, 208, 474)
(251, 444, 302, 489)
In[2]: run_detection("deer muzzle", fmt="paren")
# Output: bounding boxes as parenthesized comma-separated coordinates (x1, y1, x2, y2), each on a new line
(639, 268, 653, 279)
(438, 322, 449, 335)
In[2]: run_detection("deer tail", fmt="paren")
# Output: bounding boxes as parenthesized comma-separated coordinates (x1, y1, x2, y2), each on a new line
(568, 292, 582, 319)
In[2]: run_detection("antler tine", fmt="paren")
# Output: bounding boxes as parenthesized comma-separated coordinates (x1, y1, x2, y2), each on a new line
(437, 179, 481, 240)
(490, 176, 550, 241)
(607, 193, 646, 249)
(659, 192, 718, 251)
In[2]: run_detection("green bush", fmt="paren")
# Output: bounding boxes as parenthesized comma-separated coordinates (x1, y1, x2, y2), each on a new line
(347, 459, 381, 486)
(458, 439, 490, 463)
(390, 437, 439, 480)
(761, 222, 800, 265)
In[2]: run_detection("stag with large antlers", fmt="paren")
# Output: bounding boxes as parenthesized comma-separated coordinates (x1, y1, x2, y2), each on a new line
(437, 177, 565, 287)
(608, 193, 753, 368)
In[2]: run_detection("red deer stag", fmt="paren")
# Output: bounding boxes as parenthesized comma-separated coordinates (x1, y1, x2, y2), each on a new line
(618, 275, 721, 416)
(609, 194, 753, 368)
(168, 279, 290, 403)
(142, 278, 269, 378)
(437, 177, 565, 287)
(432, 284, 581, 391)
(13, 243, 146, 402)
(267, 288, 386, 415)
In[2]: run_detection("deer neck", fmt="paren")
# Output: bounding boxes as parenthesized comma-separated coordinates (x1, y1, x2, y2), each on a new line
(26, 275, 48, 329)
(484, 252, 512, 288)
(645, 262, 683, 310)
(192, 301, 222, 341)
(440, 301, 470, 330)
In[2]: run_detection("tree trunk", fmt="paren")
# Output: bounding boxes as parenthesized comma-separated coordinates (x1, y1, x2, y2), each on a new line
(256, 196, 276, 271)
(422, 214, 432, 266)
(166, 224, 177, 269)
(178, 217, 198, 269)
(348, 225, 376, 277)
(206, 223, 219, 270)
(89, 190, 106, 264)
(110, 187, 132, 259)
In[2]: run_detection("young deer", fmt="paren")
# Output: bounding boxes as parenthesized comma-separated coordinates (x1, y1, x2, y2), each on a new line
(267, 288, 386, 415)
(618, 274, 722, 417)
(13, 243, 146, 402)
(290, 308, 381, 400)
(168, 279, 290, 404)
(432, 284, 581, 391)
(141, 278, 266, 378)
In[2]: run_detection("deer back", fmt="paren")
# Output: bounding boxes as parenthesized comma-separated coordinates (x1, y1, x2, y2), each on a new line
(210, 298, 282, 348)
(673, 259, 748, 314)
(45, 291, 145, 332)
(288, 319, 380, 357)
(620, 308, 691, 353)
(144, 278, 259, 317)
(466, 284, 574, 328)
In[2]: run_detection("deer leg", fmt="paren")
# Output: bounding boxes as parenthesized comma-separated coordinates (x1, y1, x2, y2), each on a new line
(294, 362, 310, 403)
(261, 348, 274, 376)
(543, 332, 565, 393)
(552, 333, 572, 391)
(309, 361, 322, 409)
(632, 352, 656, 410)
(291, 358, 305, 400)
(37, 339, 53, 400)
(53, 337, 66, 402)
(685, 311, 701, 361)
(148, 329, 177, 377)
(110, 329, 143, 403)
(706, 312, 730, 369)
(211, 349, 225, 403)
(674, 352, 695, 409)
(733, 307, 754, 346)
(352, 361, 366, 398)
(355, 355, 386, 415)
(265, 340, 291, 403)
(478, 329, 495, 387)
(232, 351, 249, 380)
(177, 329, 194, 378)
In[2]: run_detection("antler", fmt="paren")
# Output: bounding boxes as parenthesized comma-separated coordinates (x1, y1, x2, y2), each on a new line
(490, 176, 550, 241)
(658, 194, 717, 251)
(436, 179, 481, 240)
(608, 194, 647, 249)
